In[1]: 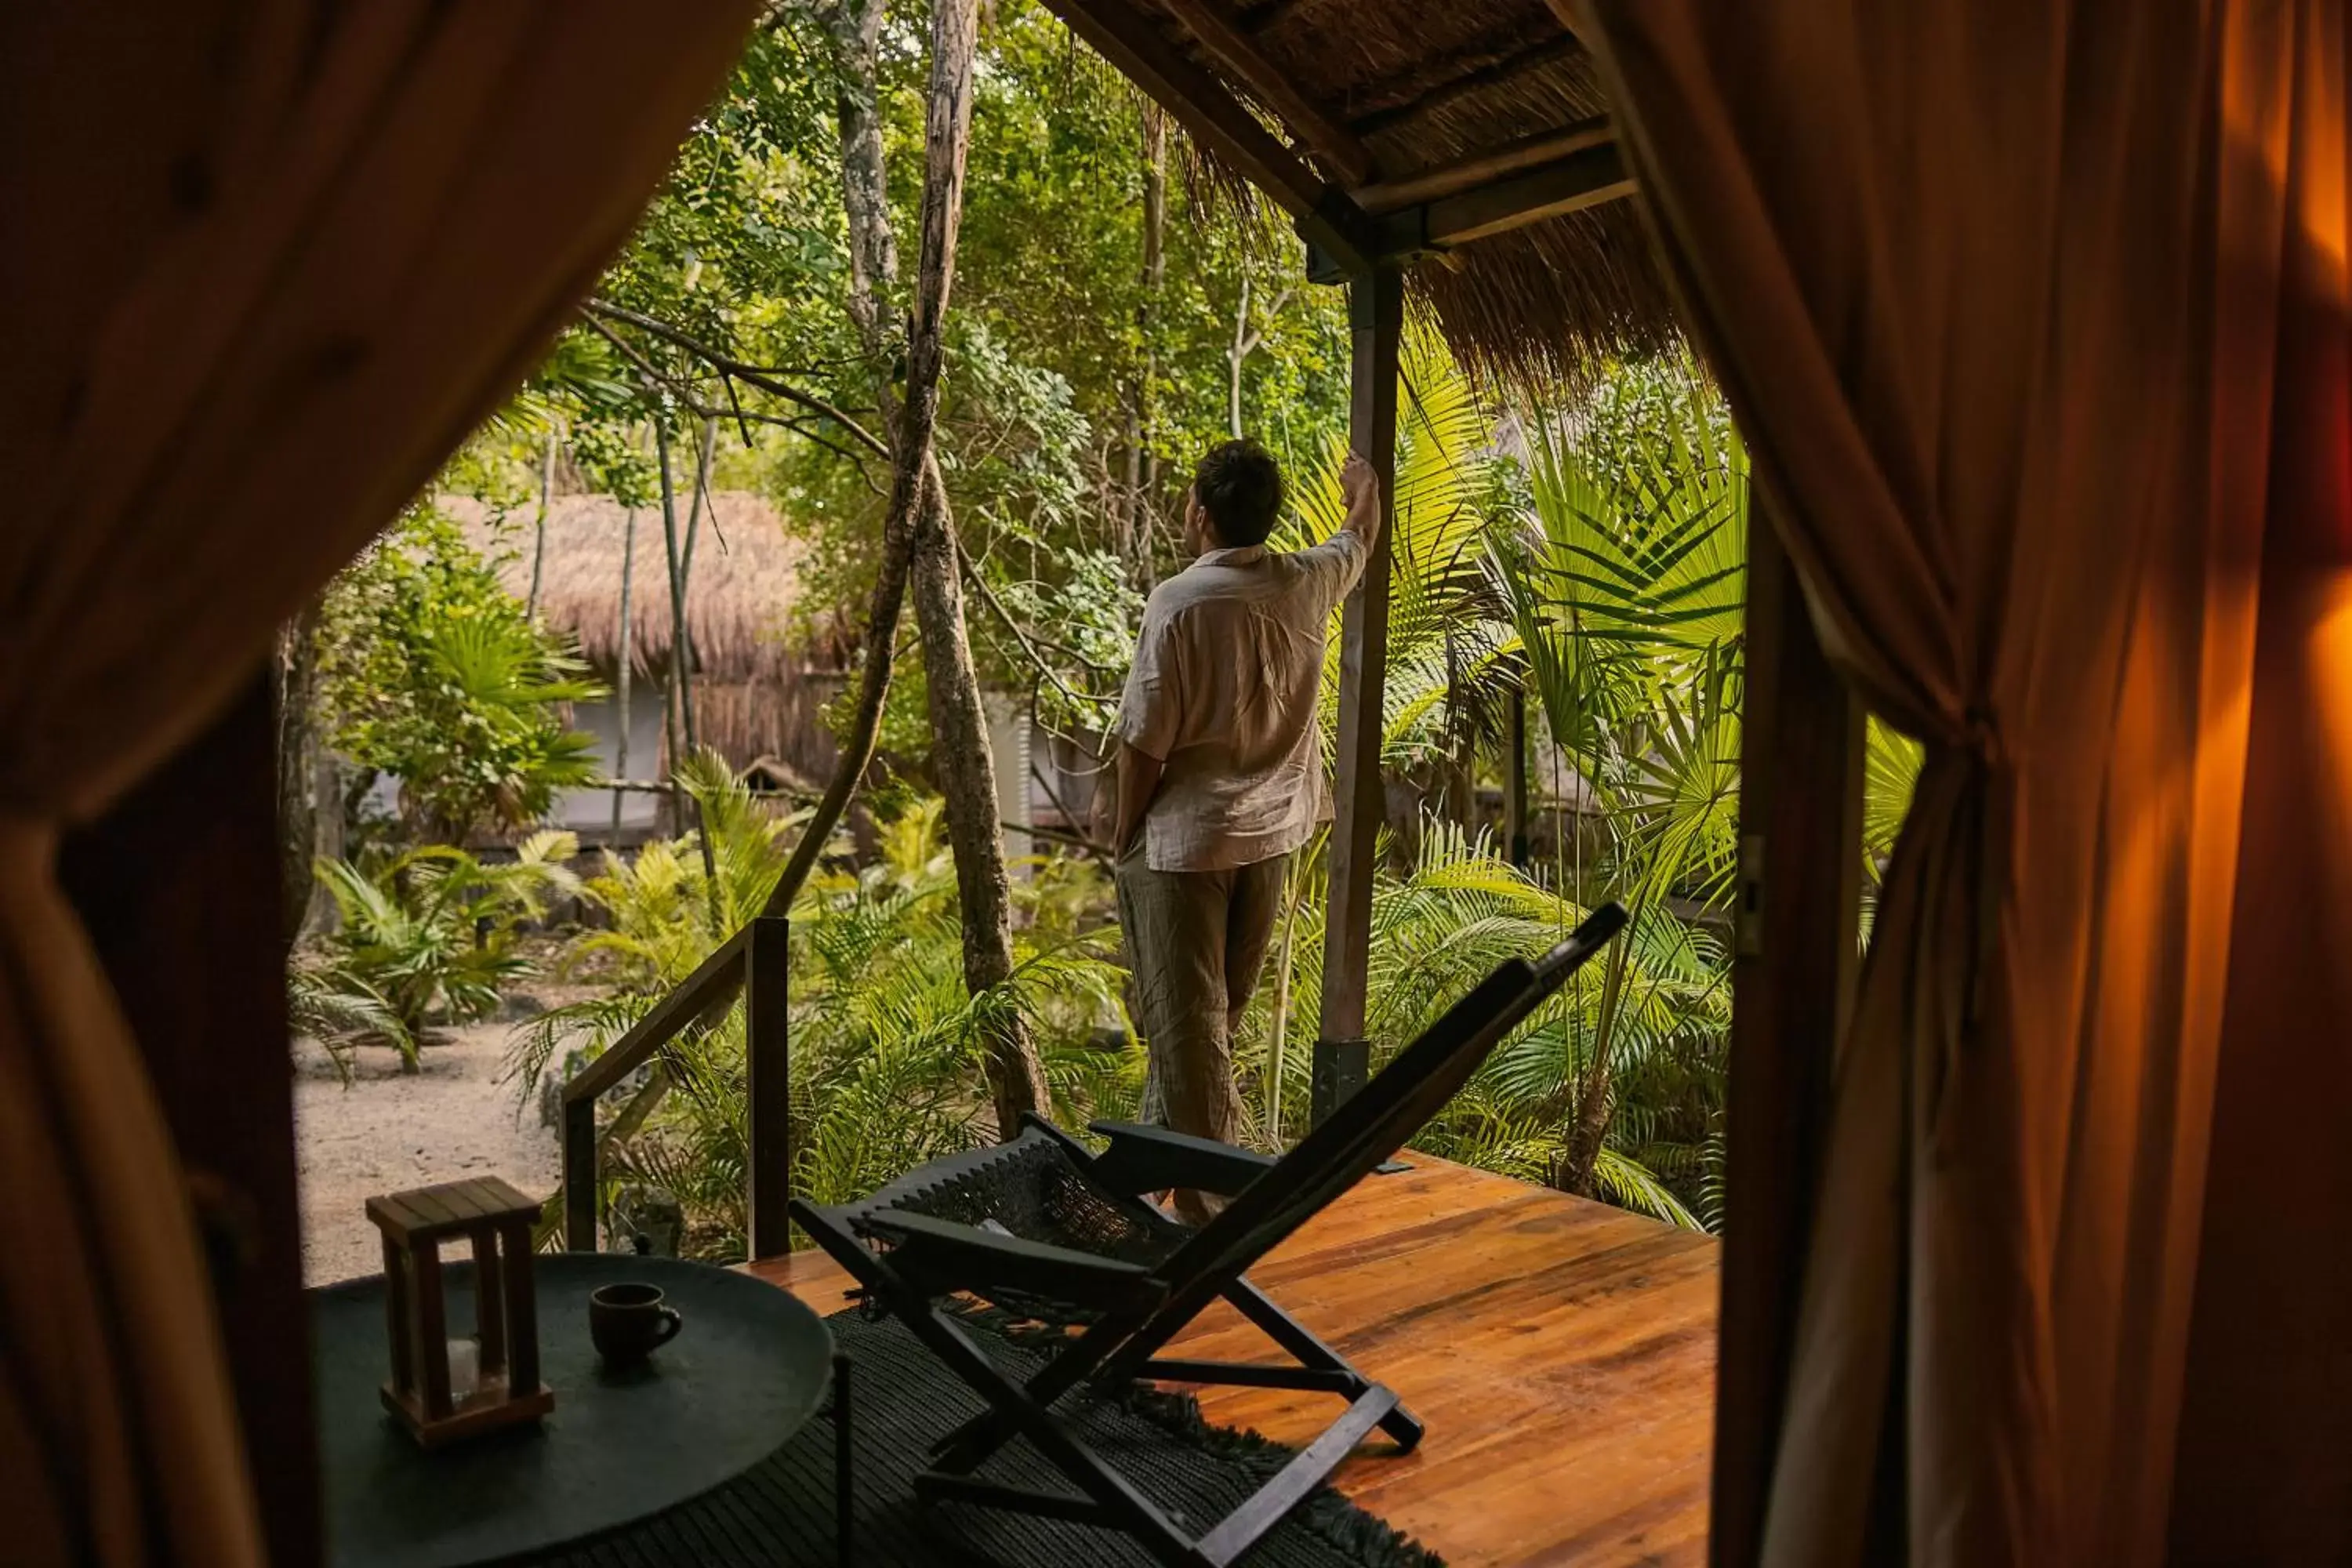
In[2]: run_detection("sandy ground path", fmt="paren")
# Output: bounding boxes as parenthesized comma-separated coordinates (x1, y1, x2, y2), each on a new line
(294, 1022, 561, 1286)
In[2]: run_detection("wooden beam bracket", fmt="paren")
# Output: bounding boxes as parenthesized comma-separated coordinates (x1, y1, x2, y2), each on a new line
(1306, 140, 1632, 280)
(1415, 141, 1632, 248)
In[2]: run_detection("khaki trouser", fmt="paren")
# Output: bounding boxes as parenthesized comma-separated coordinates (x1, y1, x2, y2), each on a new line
(1116, 836, 1287, 1161)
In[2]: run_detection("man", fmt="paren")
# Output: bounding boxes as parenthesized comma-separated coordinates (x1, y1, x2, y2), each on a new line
(1109, 437, 1382, 1200)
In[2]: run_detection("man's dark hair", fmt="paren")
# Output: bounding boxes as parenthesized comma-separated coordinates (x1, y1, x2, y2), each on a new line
(1192, 438, 1286, 548)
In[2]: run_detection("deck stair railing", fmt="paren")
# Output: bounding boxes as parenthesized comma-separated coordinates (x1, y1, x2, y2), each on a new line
(560, 916, 792, 1260)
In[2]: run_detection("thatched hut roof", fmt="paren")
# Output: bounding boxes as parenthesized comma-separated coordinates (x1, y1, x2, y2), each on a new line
(441, 491, 846, 683)
(1067, 0, 1677, 387)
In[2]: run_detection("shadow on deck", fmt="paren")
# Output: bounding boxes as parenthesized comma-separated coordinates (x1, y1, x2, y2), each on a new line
(749, 1155, 1718, 1567)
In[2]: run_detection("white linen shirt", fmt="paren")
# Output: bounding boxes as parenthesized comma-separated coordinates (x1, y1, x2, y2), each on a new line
(1113, 530, 1370, 872)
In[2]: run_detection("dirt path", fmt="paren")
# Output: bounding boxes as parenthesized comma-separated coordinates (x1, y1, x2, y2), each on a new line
(293, 1022, 561, 1286)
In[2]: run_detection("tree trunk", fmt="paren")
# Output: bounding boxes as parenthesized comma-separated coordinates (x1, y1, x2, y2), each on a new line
(612, 506, 636, 840)
(1122, 108, 1167, 583)
(1557, 934, 1633, 1196)
(1229, 276, 1252, 439)
(274, 600, 323, 949)
(1225, 280, 1289, 442)
(310, 748, 343, 934)
(761, 0, 1031, 1127)
(827, 0, 897, 354)
(528, 427, 557, 617)
(678, 415, 719, 684)
(759, 0, 919, 921)
(659, 420, 724, 926)
(912, 461, 1050, 1129)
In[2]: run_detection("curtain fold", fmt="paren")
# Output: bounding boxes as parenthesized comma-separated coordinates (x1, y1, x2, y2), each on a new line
(0, 3, 755, 1560)
(1577, 0, 2348, 1561)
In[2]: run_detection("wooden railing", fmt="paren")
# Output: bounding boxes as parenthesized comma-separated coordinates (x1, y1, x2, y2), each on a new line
(561, 916, 793, 1261)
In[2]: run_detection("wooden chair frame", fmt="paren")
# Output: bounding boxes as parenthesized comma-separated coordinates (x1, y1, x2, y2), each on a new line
(793, 904, 1626, 1568)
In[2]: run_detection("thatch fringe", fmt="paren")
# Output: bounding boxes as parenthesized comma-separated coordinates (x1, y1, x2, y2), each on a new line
(1138, 0, 1683, 394)
(439, 492, 850, 684)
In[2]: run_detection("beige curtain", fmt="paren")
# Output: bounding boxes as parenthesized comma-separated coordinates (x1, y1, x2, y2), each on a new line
(1577, 1, 2350, 1562)
(0, 3, 754, 1560)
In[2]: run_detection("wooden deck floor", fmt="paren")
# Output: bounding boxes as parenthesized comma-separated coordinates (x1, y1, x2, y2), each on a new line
(748, 1155, 1719, 1567)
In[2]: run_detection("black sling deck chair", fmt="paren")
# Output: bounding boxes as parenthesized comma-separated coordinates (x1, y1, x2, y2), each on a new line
(791, 902, 1626, 1567)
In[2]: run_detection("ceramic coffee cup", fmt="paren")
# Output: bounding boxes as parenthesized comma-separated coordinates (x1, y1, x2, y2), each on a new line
(589, 1281, 683, 1365)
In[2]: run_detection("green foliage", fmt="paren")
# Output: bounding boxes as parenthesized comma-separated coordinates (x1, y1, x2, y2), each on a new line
(1282, 328, 1520, 769)
(1232, 822, 1723, 1229)
(508, 765, 1135, 1260)
(1224, 355, 1768, 1227)
(1864, 717, 1926, 885)
(287, 966, 412, 1086)
(317, 506, 603, 841)
(310, 834, 579, 1068)
(365, 7, 1932, 1244)
(435, 2, 1351, 758)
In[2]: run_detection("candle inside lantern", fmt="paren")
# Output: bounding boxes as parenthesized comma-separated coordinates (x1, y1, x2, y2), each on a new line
(448, 1338, 479, 1399)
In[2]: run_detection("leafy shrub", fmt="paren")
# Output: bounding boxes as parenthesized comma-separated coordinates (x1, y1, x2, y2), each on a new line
(287, 965, 412, 1086)
(316, 503, 603, 842)
(1234, 820, 1725, 1230)
(311, 833, 579, 1069)
(509, 760, 1134, 1259)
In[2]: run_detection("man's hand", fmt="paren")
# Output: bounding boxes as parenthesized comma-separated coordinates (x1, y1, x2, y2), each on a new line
(1339, 450, 1382, 546)
(1112, 741, 1165, 862)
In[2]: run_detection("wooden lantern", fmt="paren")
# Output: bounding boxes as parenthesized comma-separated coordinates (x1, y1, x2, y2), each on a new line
(365, 1176, 554, 1447)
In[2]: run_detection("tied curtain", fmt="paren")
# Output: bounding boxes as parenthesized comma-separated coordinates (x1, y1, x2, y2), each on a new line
(1578, 1, 2352, 1563)
(0, 3, 754, 1562)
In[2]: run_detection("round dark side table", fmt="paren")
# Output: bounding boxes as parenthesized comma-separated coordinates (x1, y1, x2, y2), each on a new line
(311, 1253, 834, 1568)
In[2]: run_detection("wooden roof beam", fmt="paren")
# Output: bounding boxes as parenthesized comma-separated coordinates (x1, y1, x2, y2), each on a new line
(1318, 140, 1632, 270)
(1033, 0, 1375, 268)
(1353, 118, 1613, 214)
(1414, 140, 1633, 246)
(1305, 139, 1632, 281)
(1153, 0, 1377, 185)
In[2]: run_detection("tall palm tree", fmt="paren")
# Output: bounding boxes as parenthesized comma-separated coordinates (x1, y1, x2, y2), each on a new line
(1495, 362, 1745, 1199)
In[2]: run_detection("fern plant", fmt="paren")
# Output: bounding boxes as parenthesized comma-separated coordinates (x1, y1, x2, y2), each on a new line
(1231, 819, 1723, 1229)
(310, 832, 579, 1069)
(287, 965, 412, 1085)
(508, 761, 1137, 1260)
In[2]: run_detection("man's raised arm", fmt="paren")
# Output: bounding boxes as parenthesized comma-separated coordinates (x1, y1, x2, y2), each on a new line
(1338, 450, 1383, 550)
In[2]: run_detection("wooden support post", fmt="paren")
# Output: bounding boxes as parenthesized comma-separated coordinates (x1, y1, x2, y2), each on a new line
(471, 1228, 509, 1381)
(501, 1217, 543, 1399)
(562, 1097, 597, 1252)
(746, 915, 793, 1261)
(1709, 510, 1864, 1567)
(1312, 265, 1403, 1127)
(411, 1243, 452, 1420)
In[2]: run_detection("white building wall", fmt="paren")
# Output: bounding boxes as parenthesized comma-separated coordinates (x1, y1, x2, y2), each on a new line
(983, 690, 1032, 874)
(560, 691, 667, 833)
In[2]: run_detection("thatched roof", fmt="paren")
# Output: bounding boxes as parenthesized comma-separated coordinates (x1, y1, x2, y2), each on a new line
(441, 491, 846, 684)
(1068, 0, 1678, 387)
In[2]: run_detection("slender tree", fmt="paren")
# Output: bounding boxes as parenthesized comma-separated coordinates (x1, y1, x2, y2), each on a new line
(1123, 108, 1167, 580)
(677, 413, 720, 723)
(757, 0, 913, 922)
(757, 0, 1048, 1130)
(1227, 278, 1291, 438)
(612, 506, 636, 839)
(528, 427, 557, 617)
(658, 419, 725, 928)
(903, 0, 1050, 1129)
